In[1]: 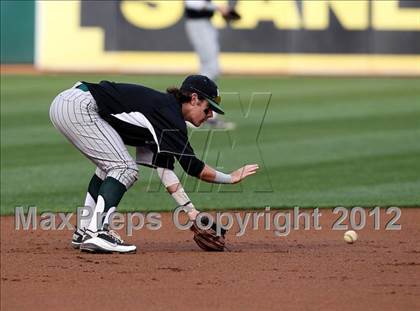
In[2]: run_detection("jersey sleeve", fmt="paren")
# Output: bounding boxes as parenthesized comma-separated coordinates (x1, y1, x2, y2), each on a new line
(145, 101, 205, 177)
(157, 129, 205, 177)
(136, 146, 175, 170)
(174, 147, 205, 177)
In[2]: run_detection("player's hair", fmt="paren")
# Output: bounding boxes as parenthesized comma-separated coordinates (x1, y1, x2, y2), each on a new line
(167, 87, 205, 104)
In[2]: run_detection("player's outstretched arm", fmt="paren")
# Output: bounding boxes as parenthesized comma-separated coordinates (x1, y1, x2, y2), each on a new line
(157, 168, 199, 220)
(199, 164, 259, 184)
(230, 164, 259, 183)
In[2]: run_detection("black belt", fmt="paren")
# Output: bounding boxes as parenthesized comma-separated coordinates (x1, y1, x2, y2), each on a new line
(185, 9, 214, 19)
(76, 83, 89, 92)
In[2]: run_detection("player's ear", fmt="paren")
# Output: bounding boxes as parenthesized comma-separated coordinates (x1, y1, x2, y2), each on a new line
(190, 93, 199, 106)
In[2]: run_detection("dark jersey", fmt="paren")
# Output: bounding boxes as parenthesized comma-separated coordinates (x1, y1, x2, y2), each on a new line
(82, 81, 205, 177)
(185, 0, 214, 19)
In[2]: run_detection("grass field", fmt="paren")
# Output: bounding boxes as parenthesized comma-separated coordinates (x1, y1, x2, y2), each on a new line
(1, 74, 420, 215)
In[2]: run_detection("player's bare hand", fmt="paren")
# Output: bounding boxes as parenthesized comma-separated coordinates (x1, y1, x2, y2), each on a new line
(230, 164, 259, 184)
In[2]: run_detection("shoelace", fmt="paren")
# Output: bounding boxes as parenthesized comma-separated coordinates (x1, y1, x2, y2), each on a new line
(108, 230, 124, 244)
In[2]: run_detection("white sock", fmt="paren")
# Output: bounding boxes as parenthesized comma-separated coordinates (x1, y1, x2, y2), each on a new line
(103, 206, 116, 229)
(87, 195, 105, 232)
(79, 192, 95, 231)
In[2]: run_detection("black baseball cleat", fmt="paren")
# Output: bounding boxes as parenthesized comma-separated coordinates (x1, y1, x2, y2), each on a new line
(80, 229, 136, 254)
(71, 228, 84, 249)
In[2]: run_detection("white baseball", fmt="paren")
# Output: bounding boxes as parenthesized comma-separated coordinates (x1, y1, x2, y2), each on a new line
(344, 230, 358, 244)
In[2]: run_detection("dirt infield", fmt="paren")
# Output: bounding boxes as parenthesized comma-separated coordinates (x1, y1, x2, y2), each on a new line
(1, 209, 419, 311)
(1, 65, 39, 75)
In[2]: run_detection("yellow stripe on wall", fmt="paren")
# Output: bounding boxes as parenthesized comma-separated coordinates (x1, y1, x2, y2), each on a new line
(36, 1, 420, 76)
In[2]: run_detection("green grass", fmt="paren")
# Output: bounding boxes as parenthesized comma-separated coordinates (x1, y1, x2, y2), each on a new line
(1, 74, 420, 215)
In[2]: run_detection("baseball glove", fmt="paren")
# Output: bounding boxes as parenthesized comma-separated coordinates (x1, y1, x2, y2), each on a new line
(190, 217, 227, 252)
(222, 9, 241, 22)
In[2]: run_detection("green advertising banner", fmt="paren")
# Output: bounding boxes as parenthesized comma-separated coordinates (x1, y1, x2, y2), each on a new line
(1, 0, 35, 64)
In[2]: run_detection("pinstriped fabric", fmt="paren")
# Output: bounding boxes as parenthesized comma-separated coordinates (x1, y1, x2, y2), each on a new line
(185, 19, 220, 80)
(49, 86, 138, 189)
(95, 167, 107, 180)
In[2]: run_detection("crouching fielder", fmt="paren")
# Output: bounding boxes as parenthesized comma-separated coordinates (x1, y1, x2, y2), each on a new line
(49, 75, 258, 254)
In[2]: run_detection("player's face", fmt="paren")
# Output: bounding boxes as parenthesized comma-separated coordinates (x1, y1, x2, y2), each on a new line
(194, 100, 213, 126)
(201, 100, 214, 121)
(187, 95, 213, 126)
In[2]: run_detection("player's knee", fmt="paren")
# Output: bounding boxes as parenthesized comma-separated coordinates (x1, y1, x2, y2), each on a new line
(123, 166, 139, 189)
(211, 63, 220, 78)
(201, 63, 219, 81)
(95, 167, 107, 180)
(107, 162, 138, 189)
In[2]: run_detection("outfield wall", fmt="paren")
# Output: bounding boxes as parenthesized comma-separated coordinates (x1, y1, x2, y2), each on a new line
(0, 1, 35, 64)
(30, 1, 420, 75)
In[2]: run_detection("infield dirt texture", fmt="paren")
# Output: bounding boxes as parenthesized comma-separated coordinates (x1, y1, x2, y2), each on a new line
(2, 210, 420, 310)
(1, 74, 420, 310)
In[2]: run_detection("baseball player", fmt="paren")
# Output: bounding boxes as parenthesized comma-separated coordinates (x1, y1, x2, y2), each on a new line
(49, 75, 258, 254)
(184, 0, 239, 130)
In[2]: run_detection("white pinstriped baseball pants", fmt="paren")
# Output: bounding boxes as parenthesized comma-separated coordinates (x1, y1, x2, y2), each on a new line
(49, 83, 138, 189)
(185, 18, 220, 80)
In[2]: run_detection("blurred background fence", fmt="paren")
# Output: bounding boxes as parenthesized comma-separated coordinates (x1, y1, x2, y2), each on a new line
(1, 0, 419, 75)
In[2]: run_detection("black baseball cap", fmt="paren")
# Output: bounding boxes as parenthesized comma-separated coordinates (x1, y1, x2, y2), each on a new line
(180, 75, 225, 115)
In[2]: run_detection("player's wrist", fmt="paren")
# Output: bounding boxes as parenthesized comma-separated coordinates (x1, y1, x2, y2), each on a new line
(171, 187, 199, 220)
(214, 171, 233, 184)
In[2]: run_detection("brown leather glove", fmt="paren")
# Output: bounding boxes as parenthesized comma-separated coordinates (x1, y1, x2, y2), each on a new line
(222, 9, 241, 22)
(190, 217, 227, 252)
